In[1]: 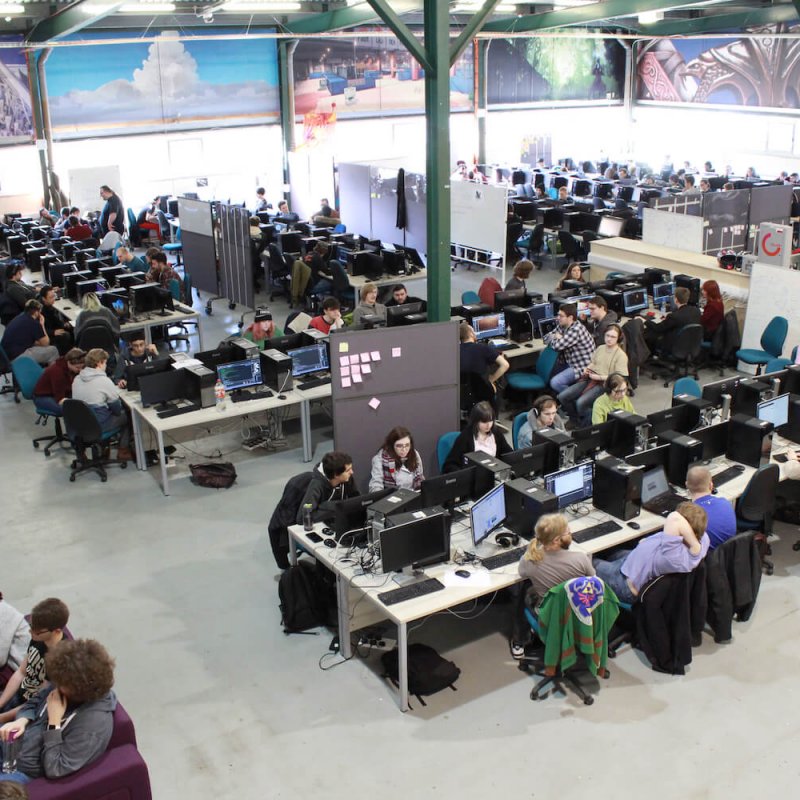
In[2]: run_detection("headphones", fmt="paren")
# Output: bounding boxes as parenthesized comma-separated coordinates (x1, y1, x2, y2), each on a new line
(605, 373, 626, 394)
(495, 531, 520, 549)
(532, 394, 557, 418)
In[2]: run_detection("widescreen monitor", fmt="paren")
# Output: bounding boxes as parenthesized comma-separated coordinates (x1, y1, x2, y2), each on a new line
(757, 393, 790, 429)
(625, 443, 670, 470)
(331, 489, 393, 537)
(652, 281, 675, 305)
(124, 356, 173, 392)
(380, 513, 451, 574)
(648, 404, 693, 436)
(494, 289, 526, 313)
(471, 313, 507, 341)
(689, 421, 730, 461)
(701, 376, 740, 408)
(76, 279, 109, 299)
(544, 461, 594, 509)
(130, 283, 163, 315)
(419, 467, 475, 509)
(572, 422, 615, 458)
(622, 288, 648, 315)
(99, 291, 129, 321)
(216, 358, 263, 392)
(138, 368, 187, 408)
(287, 343, 329, 378)
(501, 444, 548, 479)
(537, 317, 559, 338)
(386, 302, 424, 327)
(470, 483, 506, 547)
(529, 302, 554, 327)
(598, 216, 625, 237)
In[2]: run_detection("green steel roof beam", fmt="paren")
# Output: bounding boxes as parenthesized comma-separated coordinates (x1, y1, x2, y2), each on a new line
(482, 0, 734, 34)
(364, 0, 432, 74)
(285, 1, 420, 35)
(449, 0, 501, 67)
(632, 4, 798, 36)
(26, 1, 125, 44)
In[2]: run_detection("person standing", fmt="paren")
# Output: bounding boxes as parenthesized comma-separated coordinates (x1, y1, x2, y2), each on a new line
(98, 185, 124, 236)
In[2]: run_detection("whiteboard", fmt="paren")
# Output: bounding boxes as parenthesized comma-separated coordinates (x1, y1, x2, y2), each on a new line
(178, 198, 213, 237)
(642, 207, 703, 253)
(740, 262, 800, 355)
(450, 180, 506, 255)
(67, 166, 121, 217)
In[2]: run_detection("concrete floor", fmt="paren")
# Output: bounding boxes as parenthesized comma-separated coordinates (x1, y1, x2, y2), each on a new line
(2, 258, 800, 798)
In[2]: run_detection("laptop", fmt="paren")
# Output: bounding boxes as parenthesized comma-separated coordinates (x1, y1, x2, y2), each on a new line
(537, 317, 559, 338)
(640, 466, 686, 517)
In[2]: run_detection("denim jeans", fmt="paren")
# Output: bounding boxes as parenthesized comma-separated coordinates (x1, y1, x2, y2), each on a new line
(593, 551, 636, 604)
(558, 380, 603, 426)
(33, 396, 63, 416)
(549, 363, 578, 394)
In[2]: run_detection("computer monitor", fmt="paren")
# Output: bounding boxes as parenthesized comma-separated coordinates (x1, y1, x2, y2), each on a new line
(574, 294, 595, 320)
(572, 421, 615, 458)
(380, 512, 451, 574)
(597, 216, 625, 237)
(138, 368, 187, 408)
(130, 283, 163, 315)
(625, 443, 670, 470)
(544, 461, 594, 509)
(529, 302, 554, 328)
(648, 404, 693, 436)
(689, 421, 730, 460)
(195, 344, 239, 370)
(216, 358, 263, 392)
(76, 279, 109, 299)
(124, 356, 172, 391)
(500, 444, 548, 479)
(701, 376, 740, 408)
(49, 262, 78, 289)
(494, 289, 526, 313)
(471, 313, 506, 341)
(265, 333, 306, 354)
(652, 281, 675, 306)
(279, 231, 302, 253)
(395, 245, 426, 269)
(757, 393, 789, 429)
(622, 288, 648, 315)
(616, 185, 634, 202)
(63, 270, 93, 302)
(419, 467, 476, 509)
(386, 302, 424, 328)
(594, 182, 614, 200)
(117, 273, 145, 290)
(287, 343, 329, 378)
(99, 291, 130, 322)
(470, 482, 506, 547)
(331, 489, 393, 538)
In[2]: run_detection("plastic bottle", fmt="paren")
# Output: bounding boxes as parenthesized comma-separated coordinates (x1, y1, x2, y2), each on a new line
(214, 379, 227, 412)
(302, 503, 314, 532)
(2, 731, 19, 773)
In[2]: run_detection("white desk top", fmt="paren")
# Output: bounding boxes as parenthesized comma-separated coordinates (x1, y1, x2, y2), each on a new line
(348, 269, 427, 289)
(56, 297, 198, 330)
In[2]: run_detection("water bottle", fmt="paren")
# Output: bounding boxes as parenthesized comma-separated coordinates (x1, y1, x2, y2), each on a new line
(302, 503, 313, 532)
(2, 731, 19, 774)
(214, 379, 227, 412)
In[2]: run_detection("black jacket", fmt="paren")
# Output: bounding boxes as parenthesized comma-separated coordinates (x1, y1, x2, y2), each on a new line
(620, 317, 650, 390)
(442, 426, 511, 473)
(296, 463, 359, 524)
(268, 471, 315, 569)
(647, 303, 702, 354)
(705, 532, 761, 643)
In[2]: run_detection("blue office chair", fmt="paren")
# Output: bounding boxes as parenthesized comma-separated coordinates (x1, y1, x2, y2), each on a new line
(332, 223, 346, 234)
(735, 463, 780, 575)
(163, 226, 183, 266)
(512, 410, 528, 449)
(10, 356, 70, 456)
(461, 290, 480, 306)
(436, 431, 460, 472)
(672, 377, 701, 398)
(763, 347, 797, 376)
(736, 316, 788, 375)
(506, 346, 558, 397)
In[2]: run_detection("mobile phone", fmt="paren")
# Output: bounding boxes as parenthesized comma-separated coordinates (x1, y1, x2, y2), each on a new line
(306, 531, 323, 543)
(774, 453, 789, 463)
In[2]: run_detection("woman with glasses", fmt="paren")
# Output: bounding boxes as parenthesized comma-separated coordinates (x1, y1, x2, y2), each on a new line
(591, 372, 635, 424)
(443, 400, 512, 473)
(369, 426, 425, 492)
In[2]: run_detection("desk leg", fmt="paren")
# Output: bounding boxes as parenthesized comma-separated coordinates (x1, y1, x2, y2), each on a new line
(131, 412, 145, 471)
(143, 325, 153, 347)
(336, 575, 352, 660)
(196, 317, 204, 350)
(301, 399, 312, 462)
(288, 535, 299, 566)
(398, 622, 409, 712)
(156, 429, 170, 496)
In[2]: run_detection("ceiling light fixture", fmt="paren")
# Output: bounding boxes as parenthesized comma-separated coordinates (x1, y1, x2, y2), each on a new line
(119, 2, 176, 10)
(638, 10, 665, 24)
(220, 1, 301, 10)
(0, 3, 25, 13)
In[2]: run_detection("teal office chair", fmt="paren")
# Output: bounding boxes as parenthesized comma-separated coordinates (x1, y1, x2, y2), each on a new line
(10, 356, 70, 456)
(437, 431, 460, 472)
(461, 290, 480, 305)
(506, 346, 558, 397)
(672, 377, 701, 398)
(163, 226, 183, 265)
(512, 410, 528, 449)
(736, 316, 788, 375)
(763, 346, 797, 376)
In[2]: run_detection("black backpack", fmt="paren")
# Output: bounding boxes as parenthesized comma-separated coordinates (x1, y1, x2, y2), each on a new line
(278, 560, 335, 634)
(381, 643, 460, 706)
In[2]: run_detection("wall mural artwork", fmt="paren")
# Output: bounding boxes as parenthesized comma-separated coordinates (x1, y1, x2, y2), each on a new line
(636, 23, 800, 109)
(0, 36, 33, 141)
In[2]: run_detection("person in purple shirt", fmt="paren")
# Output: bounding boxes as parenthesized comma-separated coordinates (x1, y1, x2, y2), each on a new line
(686, 465, 736, 549)
(593, 502, 709, 604)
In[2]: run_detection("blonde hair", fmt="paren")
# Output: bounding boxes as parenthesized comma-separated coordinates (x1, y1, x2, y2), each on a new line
(360, 282, 378, 302)
(85, 348, 109, 369)
(686, 465, 712, 495)
(523, 513, 568, 563)
(676, 501, 707, 538)
(81, 292, 102, 312)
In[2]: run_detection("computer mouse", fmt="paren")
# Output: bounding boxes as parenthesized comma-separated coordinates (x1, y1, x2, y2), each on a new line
(627, 521, 640, 530)
(732, 464, 746, 472)
(323, 538, 336, 548)
(454, 569, 471, 578)
(322, 527, 334, 536)
(524, 343, 534, 348)
(277, 394, 287, 400)
(711, 488, 719, 494)
(62, 304, 71, 310)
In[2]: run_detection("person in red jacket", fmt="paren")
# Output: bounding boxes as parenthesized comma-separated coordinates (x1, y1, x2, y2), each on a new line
(700, 279, 724, 340)
(32, 348, 85, 415)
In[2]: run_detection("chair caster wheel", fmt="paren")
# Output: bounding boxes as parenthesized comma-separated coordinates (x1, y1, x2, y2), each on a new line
(101, 475, 107, 482)
(766, 565, 774, 576)
(121, 462, 128, 469)
(608, 650, 616, 659)
(583, 696, 594, 706)
(228, 302, 236, 310)
(663, 381, 669, 388)
(33, 442, 39, 449)
(793, 541, 800, 551)
(69, 475, 75, 482)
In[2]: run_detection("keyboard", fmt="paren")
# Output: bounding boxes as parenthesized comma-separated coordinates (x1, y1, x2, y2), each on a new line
(571, 519, 623, 544)
(298, 376, 332, 390)
(481, 546, 527, 570)
(231, 389, 274, 403)
(156, 403, 198, 419)
(377, 577, 445, 606)
(712, 464, 746, 487)
(488, 338, 515, 351)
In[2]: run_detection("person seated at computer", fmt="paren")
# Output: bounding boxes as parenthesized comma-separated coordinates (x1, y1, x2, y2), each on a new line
(352, 283, 387, 326)
(115, 246, 147, 275)
(517, 394, 567, 450)
(722, 182, 735, 191)
(534, 186, 547, 200)
(296, 451, 358, 524)
(384, 284, 424, 308)
(699, 179, 711, 193)
(585, 295, 618, 346)
(32, 347, 85, 415)
(559, 325, 629, 427)
(368, 426, 425, 492)
(136, 198, 164, 242)
(4, 263, 38, 314)
(555, 186, 573, 203)
(65, 215, 94, 243)
(37, 208, 57, 228)
(593, 502, 709, 604)
(667, 174, 682, 191)
(306, 242, 333, 295)
(686, 465, 736, 550)
(146, 252, 181, 291)
(38, 285, 73, 355)
(591, 373, 634, 424)
(74, 293, 120, 339)
(555, 263, 585, 292)
(71, 348, 132, 460)
(241, 309, 281, 350)
(312, 198, 340, 227)
(255, 187, 269, 213)
(308, 297, 344, 335)
(700, 279, 724, 341)
(544, 302, 595, 395)
(681, 175, 701, 195)
(643, 286, 701, 354)
(443, 401, 511, 473)
(451, 160, 468, 181)
(273, 200, 298, 227)
(248, 216, 262, 239)
(745, 166, 759, 179)
(53, 207, 71, 235)
(113, 331, 159, 387)
(0, 300, 59, 367)
(504, 260, 533, 293)
(703, 161, 714, 174)
(458, 323, 509, 403)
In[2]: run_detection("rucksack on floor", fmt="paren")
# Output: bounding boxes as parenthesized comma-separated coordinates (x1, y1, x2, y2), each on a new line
(381, 643, 460, 706)
(278, 560, 335, 634)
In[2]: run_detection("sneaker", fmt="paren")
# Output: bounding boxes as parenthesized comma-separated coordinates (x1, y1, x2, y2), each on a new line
(510, 641, 525, 660)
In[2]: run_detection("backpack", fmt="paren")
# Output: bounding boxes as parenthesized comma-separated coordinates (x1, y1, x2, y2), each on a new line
(189, 462, 237, 489)
(381, 643, 460, 706)
(278, 560, 335, 634)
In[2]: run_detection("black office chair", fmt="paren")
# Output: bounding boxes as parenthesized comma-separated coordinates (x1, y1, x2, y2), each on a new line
(650, 323, 704, 387)
(62, 399, 127, 483)
(557, 230, 585, 265)
(526, 223, 545, 267)
(735, 463, 780, 575)
(504, 221, 523, 265)
(460, 371, 496, 419)
(0, 342, 20, 402)
(267, 243, 291, 302)
(328, 259, 355, 308)
(76, 321, 119, 357)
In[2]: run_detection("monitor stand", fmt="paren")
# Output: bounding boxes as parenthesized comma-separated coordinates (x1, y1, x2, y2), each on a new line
(392, 567, 428, 588)
(468, 536, 503, 561)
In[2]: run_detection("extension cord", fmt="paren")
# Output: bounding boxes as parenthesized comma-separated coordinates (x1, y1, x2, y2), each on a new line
(243, 437, 266, 451)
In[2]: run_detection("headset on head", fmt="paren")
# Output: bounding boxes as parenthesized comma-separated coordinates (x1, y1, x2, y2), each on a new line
(531, 394, 557, 419)
(604, 372, 627, 394)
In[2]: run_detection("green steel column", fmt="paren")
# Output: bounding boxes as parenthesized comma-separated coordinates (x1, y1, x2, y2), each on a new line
(424, 0, 451, 323)
(278, 39, 298, 197)
(26, 49, 49, 206)
(476, 39, 489, 166)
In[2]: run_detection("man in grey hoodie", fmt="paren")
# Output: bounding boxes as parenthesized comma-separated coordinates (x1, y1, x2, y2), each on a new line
(0, 638, 116, 785)
(70, 348, 132, 460)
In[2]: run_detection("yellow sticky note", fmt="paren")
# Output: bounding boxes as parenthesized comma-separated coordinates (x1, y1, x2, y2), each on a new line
(338, 342, 349, 353)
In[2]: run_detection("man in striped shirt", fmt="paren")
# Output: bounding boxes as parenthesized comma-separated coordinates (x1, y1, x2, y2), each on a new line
(544, 302, 596, 394)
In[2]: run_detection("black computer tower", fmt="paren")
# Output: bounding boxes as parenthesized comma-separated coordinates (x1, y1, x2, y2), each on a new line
(781, 395, 800, 444)
(595, 288, 623, 315)
(656, 430, 704, 487)
(259, 349, 293, 393)
(183, 364, 216, 408)
(504, 478, 558, 539)
(532, 428, 575, 474)
(726, 413, 774, 468)
(465, 452, 512, 498)
(505, 305, 533, 343)
(607, 410, 649, 457)
(783, 365, 800, 395)
(671, 395, 715, 429)
(643, 267, 671, 292)
(593, 457, 642, 521)
(734, 378, 770, 418)
(674, 274, 701, 306)
(459, 303, 491, 323)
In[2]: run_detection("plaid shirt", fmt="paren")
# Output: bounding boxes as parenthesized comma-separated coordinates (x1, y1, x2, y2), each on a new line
(545, 321, 595, 376)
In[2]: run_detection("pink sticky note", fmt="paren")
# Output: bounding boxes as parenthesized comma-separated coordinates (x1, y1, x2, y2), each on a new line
(392, 347, 402, 358)
(341, 365, 350, 376)
(349, 355, 360, 365)
(368, 397, 380, 410)
(351, 364, 361, 375)
(362, 364, 372, 374)
(371, 351, 381, 361)
(360, 352, 370, 363)
(341, 377, 351, 388)
(352, 373, 363, 383)
(339, 355, 349, 367)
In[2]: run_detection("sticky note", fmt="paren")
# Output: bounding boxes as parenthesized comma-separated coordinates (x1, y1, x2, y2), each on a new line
(351, 364, 361, 375)
(339, 355, 349, 367)
(341, 366, 350, 376)
(360, 352, 370, 363)
(392, 347, 402, 358)
(362, 364, 371, 374)
(341, 377, 351, 388)
(338, 342, 349, 353)
(349, 355, 360, 365)
(371, 351, 381, 361)
(368, 397, 380, 410)
(352, 373, 363, 383)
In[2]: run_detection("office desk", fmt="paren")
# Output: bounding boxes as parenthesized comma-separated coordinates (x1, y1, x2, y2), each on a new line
(292, 382, 332, 465)
(348, 269, 427, 303)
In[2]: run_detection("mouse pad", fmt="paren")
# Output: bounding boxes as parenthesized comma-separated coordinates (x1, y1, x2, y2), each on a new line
(442, 570, 493, 588)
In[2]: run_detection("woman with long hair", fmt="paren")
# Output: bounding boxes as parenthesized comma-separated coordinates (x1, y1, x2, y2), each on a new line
(368, 426, 425, 492)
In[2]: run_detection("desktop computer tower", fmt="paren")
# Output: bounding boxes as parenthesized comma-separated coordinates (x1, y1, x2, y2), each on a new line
(643, 267, 671, 292)
(674, 274, 700, 306)
(532, 428, 575, 474)
(656, 430, 704, 487)
(595, 289, 623, 315)
(726, 413, 774, 468)
(229, 337, 260, 362)
(259, 349, 293, 393)
(780, 395, 800, 444)
(504, 478, 558, 539)
(607, 410, 649, 458)
(593, 457, 642, 521)
(734, 378, 771, 418)
(183, 364, 216, 408)
(460, 303, 491, 323)
(782, 365, 800, 395)
(505, 305, 533, 342)
(465, 452, 512, 498)
(368, 488, 424, 537)
(671, 395, 715, 429)
(302, 328, 328, 345)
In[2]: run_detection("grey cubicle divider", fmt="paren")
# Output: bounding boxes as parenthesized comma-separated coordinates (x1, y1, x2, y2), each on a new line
(338, 162, 372, 236)
(218, 203, 254, 311)
(178, 198, 217, 295)
(330, 321, 460, 493)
